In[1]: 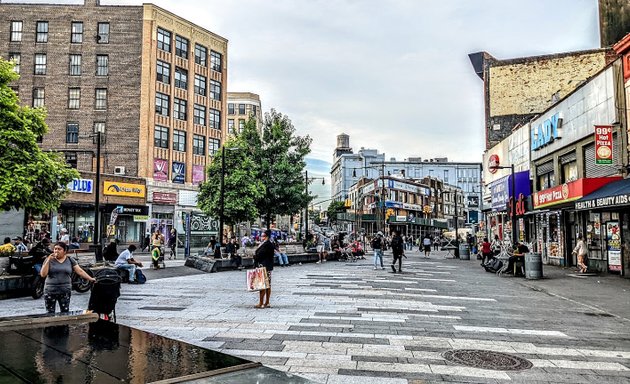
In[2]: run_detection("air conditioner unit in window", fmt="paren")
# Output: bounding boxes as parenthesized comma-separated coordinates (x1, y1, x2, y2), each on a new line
(114, 166, 126, 175)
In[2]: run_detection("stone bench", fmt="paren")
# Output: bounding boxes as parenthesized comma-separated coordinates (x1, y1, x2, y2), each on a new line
(185, 251, 336, 273)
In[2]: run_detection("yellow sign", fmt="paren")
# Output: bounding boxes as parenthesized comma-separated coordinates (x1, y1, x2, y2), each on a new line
(133, 215, 150, 222)
(104, 181, 146, 198)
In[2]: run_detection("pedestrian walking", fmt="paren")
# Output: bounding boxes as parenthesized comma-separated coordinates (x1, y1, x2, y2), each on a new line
(316, 232, 326, 264)
(40, 241, 96, 313)
(422, 234, 432, 258)
(480, 237, 492, 265)
(573, 233, 588, 273)
(433, 235, 440, 251)
(254, 230, 274, 308)
(371, 232, 384, 270)
(390, 231, 404, 273)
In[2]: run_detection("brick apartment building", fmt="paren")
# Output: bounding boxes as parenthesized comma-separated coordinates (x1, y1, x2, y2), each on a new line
(0, 0, 228, 245)
(227, 92, 262, 135)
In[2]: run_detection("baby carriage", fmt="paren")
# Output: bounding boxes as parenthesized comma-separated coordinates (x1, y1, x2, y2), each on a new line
(339, 246, 358, 262)
(88, 268, 121, 322)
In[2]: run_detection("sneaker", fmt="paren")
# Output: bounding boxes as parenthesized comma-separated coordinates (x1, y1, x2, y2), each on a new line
(391, 265, 396, 273)
(373, 267, 378, 270)
(128, 280, 138, 284)
(381, 267, 385, 270)
(316, 261, 321, 264)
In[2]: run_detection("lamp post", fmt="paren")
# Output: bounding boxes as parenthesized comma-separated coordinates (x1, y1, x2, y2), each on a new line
(490, 164, 517, 246)
(304, 170, 325, 240)
(92, 129, 103, 261)
(219, 147, 240, 247)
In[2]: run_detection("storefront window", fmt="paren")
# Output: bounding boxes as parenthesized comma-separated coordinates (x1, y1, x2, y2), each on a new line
(562, 161, 578, 183)
(546, 211, 562, 259)
(586, 212, 602, 260)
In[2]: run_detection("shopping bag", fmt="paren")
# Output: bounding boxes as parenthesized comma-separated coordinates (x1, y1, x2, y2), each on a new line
(246, 267, 270, 291)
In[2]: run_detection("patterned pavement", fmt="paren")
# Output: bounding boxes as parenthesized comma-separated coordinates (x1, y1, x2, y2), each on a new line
(2, 249, 630, 383)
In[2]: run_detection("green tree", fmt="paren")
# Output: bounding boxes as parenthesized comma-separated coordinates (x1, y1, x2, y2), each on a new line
(326, 201, 347, 225)
(246, 110, 312, 227)
(197, 135, 264, 226)
(0, 58, 78, 212)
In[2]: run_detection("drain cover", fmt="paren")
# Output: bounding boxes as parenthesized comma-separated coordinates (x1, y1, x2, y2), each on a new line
(442, 349, 533, 371)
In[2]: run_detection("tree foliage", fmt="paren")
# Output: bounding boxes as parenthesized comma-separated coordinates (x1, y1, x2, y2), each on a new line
(198, 132, 264, 226)
(0, 58, 79, 212)
(326, 201, 347, 225)
(251, 109, 312, 227)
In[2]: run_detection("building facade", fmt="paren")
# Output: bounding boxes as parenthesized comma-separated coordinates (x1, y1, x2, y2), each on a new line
(227, 92, 262, 135)
(0, 0, 228, 245)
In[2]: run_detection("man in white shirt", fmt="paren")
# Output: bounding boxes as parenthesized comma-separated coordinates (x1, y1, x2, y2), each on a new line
(115, 245, 143, 284)
(59, 228, 70, 245)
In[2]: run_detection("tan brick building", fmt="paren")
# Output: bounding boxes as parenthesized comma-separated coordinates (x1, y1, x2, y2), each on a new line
(226, 92, 262, 135)
(0, 0, 227, 244)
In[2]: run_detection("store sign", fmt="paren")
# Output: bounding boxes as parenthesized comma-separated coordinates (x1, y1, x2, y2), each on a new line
(104, 181, 146, 198)
(104, 204, 149, 215)
(192, 164, 205, 184)
(153, 158, 168, 182)
(531, 113, 562, 151)
(576, 193, 630, 210)
(133, 215, 149, 222)
(488, 154, 500, 174)
(172, 162, 185, 184)
(153, 192, 177, 205)
(534, 177, 621, 209)
(467, 195, 480, 208)
(490, 177, 508, 210)
(402, 202, 422, 211)
(594, 125, 613, 164)
(67, 178, 93, 194)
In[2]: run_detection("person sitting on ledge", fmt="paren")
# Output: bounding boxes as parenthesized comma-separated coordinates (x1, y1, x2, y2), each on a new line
(504, 242, 528, 275)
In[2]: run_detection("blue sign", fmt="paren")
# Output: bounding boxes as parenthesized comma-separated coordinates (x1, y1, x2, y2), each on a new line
(68, 178, 93, 194)
(531, 113, 561, 151)
(172, 162, 185, 184)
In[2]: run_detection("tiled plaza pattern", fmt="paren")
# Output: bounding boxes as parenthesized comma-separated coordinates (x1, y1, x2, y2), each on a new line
(2, 249, 630, 383)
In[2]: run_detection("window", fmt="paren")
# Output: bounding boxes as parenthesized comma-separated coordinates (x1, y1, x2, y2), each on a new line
(69, 54, 82, 75)
(10, 21, 23, 42)
(156, 60, 170, 84)
(238, 104, 245, 114)
(157, 27, 171, 52)
(71, 22, 83, 43)
(562, 161, 578, 183)
(252, 105, 257, 116)
(97, 22, 109, 44)
(8, 53, 20, 74)
(174, 67, 188, 89)
(193, 134, 205, 155)
(96, 55, 108, 76)
(194, 43, 207, 66)
(36, 21, 48, 43)
(65, 152, 77, 169)
(32, 88, 45, 108)
(173, 97, 187, 120)
(66, 122, 79, 143)
(209, 108, 220, 130)
(175, 35, 189, 58)
(209, 79, 221, 100)
(68, 88, 80, 109)
(238, 119, 245, 132)
(210, 50, 222, 71)
(193, 104, 206, 125)
(173, 129, 186, 152)
(194, 74, 206, 96)
(95, 88, 107, 110)
(228, 103, 235, 115)
(228, 119, 235, 134)
(34, 54, 47, 75)
(155, 92, 169, 116)
(208, 138, 220, 156)
(154, 125, 169, 148)
(443, 169, 449, 183)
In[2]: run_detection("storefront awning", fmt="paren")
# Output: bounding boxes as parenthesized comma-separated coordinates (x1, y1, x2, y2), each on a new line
(575, 178, 630, 210)
(533, 176, 622, 210)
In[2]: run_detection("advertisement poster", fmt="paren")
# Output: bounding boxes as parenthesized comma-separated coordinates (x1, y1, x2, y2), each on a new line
(606, 221, 622, 272)
(153, 158, 168, 181)
(172, 162, 185, 184)
(594, 125, 613, 165)
(192, 164, 205, 184)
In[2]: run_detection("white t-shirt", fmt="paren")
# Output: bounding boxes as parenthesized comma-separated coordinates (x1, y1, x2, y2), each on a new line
(60, 234, 70, 244)
(115, 249, 133, 267)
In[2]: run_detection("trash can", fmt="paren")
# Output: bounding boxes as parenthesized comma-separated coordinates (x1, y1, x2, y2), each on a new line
(459, 244, 470, 260)
(525, 252, 543, 279)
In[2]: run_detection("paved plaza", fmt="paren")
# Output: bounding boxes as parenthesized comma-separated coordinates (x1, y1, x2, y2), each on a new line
(3, 249, 630, 383)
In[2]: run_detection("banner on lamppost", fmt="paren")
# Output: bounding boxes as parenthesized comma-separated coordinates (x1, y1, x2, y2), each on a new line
(594, 125, 613, 165)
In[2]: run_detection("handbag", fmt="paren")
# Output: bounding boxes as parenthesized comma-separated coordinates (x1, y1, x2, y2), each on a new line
(246, 266, 270, 291)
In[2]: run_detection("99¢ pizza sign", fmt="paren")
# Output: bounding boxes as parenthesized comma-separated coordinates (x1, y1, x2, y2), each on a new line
(594, 125, 613, 165)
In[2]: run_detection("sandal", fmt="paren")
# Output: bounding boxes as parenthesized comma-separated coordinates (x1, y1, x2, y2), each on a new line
(254, 304, 264, 309)
(263, 304, 271, 309)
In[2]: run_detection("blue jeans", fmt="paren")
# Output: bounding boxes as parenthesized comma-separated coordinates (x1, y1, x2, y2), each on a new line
(275, 252, 289, 265)
(116, 264, 136, 281)
(373, 249, 383, 268)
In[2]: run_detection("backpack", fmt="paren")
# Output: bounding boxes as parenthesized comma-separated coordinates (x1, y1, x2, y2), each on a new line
(135, 269, 147, 284)
(483, 258, 503, 273)
(371, 237, 382, 249)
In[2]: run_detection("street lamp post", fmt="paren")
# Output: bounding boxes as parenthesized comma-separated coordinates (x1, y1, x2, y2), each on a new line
(304, 170, 325, 240)
(490, 164, 517, 246)
(93, 130, 102, 261)
(218, 147, 240, 247)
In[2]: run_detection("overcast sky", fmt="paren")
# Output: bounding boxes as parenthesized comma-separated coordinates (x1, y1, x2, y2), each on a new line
(6, 0, 602, 201)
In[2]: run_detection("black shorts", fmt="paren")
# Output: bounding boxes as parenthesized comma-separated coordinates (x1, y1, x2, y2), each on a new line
(423, 245, 431, 252)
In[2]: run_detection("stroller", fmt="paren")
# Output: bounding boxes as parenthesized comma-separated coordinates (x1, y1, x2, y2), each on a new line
(339, 246, 358, 262)
(88, 268, 121, 322)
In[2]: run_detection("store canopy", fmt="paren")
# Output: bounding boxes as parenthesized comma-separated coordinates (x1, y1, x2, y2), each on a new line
(575, 178, 630, 211)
